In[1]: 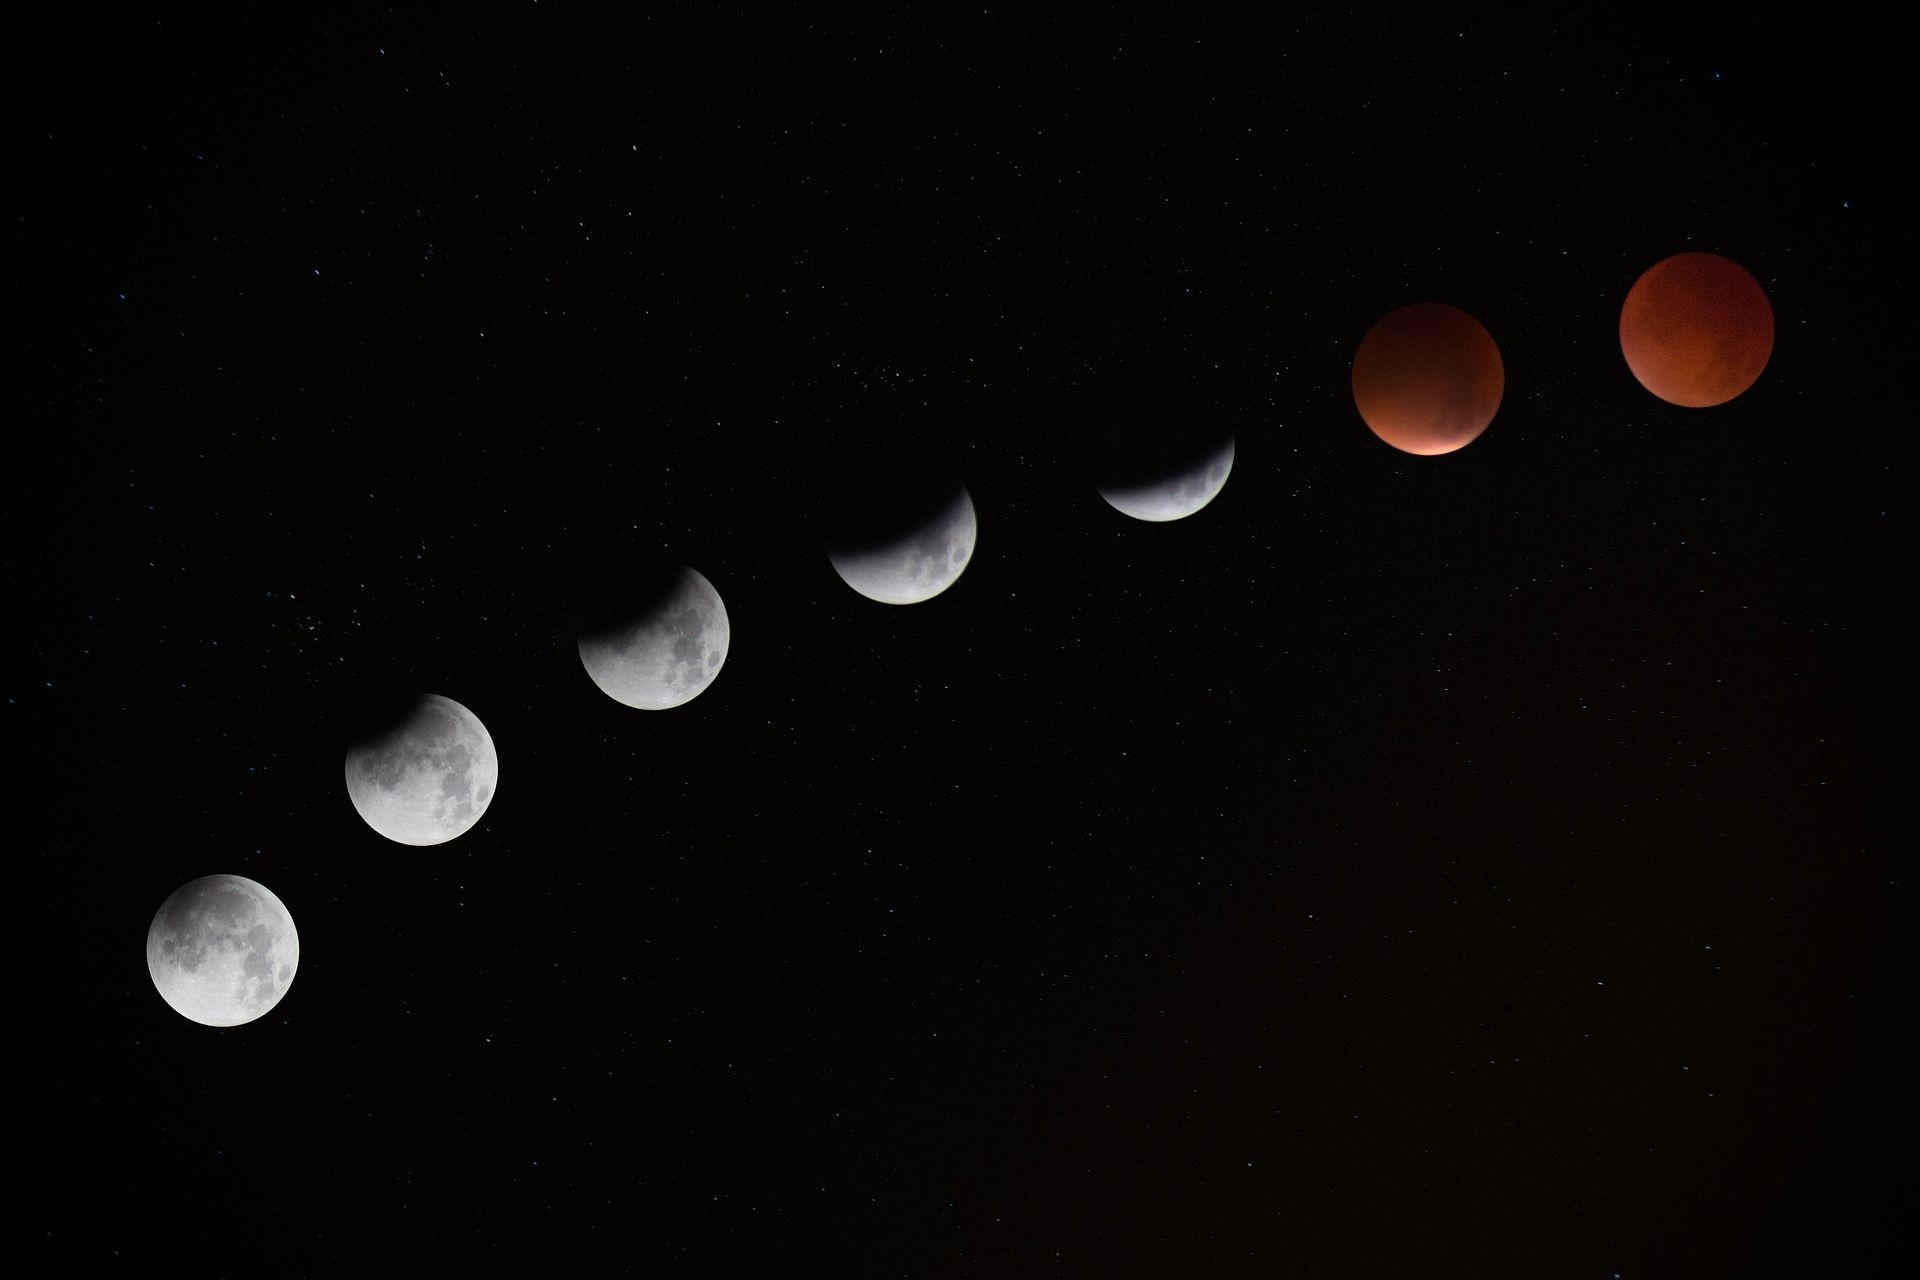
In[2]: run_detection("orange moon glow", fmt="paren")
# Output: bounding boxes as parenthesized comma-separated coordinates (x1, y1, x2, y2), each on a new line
(1618, 252, 1773, 408)
(1351, 303, 1504, 456)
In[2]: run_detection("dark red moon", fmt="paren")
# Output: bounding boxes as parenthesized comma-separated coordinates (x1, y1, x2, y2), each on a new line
(1351, 303, 1504, 456)
(1619, 252, 1773, 408)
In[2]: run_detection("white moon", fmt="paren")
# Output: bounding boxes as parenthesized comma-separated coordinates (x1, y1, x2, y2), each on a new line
(146, 874, 299, 1027)
(578, 565, 730, 710)
(1098, 436, 1235, 522)
(344, 693, 498, 846)
(828, 484, 977, 605)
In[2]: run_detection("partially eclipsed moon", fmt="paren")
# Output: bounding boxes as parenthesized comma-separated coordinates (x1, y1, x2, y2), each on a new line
(829, 483, 977, 605)
(345, 693, 498, 845)
(1099, 436, 1235, 522)
(578, 565, 730, 709)
(1352, 302, 1504, 456)
(1619, 252, 1774, 407)
(146, 874, 299, 1027)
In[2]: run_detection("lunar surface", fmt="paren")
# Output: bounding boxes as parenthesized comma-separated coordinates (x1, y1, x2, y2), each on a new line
(345, 693, 498, 845)
(146, 874, 299, 1027)
(1352, 302, 1504, 455)
(1619, 251, 1774, 407)
(578, 565, 730, 709)
(1099, 436, 1235, 522)
(829, 482, 977, 605)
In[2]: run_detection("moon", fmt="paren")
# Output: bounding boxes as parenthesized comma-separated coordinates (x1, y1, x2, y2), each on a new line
(828, 481, 977, 605)
(146, 874, 299, 1027)
(1619, 251, 1774, 407)
(1352, 302, 1505, 456)
(578, 565, 730, 709)
(344, 693, 498, 845)
(1088, 353, 1234, 522)
(1099, 436, 1235, 522)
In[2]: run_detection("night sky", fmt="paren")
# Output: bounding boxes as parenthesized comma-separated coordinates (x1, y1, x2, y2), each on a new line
(14, 12, 1908, 1276)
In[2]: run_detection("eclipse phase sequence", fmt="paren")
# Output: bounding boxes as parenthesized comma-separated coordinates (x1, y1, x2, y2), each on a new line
(158, 250, 1779, 1028)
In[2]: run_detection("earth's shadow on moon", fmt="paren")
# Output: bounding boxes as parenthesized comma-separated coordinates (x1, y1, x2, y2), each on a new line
(824, 437, 973, 563)
(566, 548, 691, 646)
(1082, 349, 1233, 503)
(342, 685, 447, 757)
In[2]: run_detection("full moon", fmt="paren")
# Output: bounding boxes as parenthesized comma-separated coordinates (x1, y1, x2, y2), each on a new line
(1099, 436, 1235, 522)
(345, 693, 498, 845)
(829, 481, 977, 605)
(578, 565, 730, 709)
(146, 874, 299, 1027)
(1619, 251, 1774, 407)
(1352, 302, 1505, 456)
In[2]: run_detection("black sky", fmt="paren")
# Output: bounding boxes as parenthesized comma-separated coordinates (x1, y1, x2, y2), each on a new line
(12, 11, 1909, 1276)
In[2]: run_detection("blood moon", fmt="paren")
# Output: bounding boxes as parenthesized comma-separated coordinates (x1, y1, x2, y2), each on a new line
(1352, 303, 1504, 456)
(1619, 252, 1773, 407)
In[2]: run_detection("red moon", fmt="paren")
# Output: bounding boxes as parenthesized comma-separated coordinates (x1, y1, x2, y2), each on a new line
(1351, 303, 1504, 456)
(1618, 252, 1773, 408)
